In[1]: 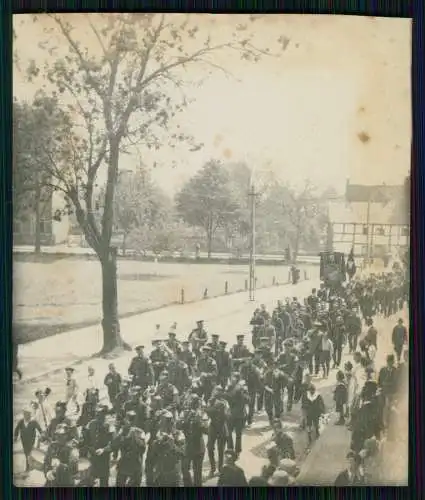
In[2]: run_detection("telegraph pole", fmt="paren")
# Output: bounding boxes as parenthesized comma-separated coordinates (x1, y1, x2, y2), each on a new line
(248, 183, 257, 301)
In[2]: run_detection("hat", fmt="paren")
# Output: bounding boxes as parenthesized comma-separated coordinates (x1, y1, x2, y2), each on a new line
(152, 339, 161, 344)
(313, 321, 322, 327)
(212, 334, 219, 339)
(126, 410, 136, 419)
(201, 346, 211, 352)
(168, 332, 176, 337)
(55, 401, 67, 409)
(160, 370, 169, 377)
(181, 340, 189, 345)
(259, 337, 270, 342)
(130, 385, 142, 392)
(219, 341, 227, 346)
(65, 367, 75, 372)
(135, 345, 144, 351)
(197, 320, 204, 324)
(161, 411, 174, 421)
(96, 405, 109, 414)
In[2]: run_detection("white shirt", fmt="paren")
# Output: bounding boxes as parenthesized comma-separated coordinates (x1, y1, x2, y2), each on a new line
(352, 363, 367, 397)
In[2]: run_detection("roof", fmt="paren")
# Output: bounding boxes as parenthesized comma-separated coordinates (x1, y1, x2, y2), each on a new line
(328, 200, 397, 225)
(345, 183, 404, 204)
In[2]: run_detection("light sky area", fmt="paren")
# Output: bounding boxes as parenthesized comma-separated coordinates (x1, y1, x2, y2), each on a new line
(13, 14, 411, 196)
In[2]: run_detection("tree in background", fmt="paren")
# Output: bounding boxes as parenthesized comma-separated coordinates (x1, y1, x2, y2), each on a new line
(176, 160, 240, 257)
(113, 166, 172, 255)
(281, 180, 326, 262)
(13, 98, 72, 253)
(17, 13, 287, 354)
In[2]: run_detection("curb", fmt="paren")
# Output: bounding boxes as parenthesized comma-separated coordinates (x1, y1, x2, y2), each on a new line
(15, 278, 309, 386)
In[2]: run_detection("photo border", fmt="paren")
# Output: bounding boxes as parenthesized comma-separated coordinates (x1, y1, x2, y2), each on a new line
(1, 1, 419, 499)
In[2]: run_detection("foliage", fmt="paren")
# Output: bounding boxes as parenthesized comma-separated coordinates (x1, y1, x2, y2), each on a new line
(175, 160, 240, 255)
(112, 166, 172, 240)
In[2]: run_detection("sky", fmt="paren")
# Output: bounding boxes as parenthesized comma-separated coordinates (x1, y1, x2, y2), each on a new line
(13, 14, 412, 197)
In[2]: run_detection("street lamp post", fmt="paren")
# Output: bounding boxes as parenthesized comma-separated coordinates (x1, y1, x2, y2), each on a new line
(248, 183, 257, 301)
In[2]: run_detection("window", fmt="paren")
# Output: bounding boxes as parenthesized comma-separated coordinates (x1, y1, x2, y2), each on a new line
(362, 225, 368, 235)
(39, 220, 52, 234)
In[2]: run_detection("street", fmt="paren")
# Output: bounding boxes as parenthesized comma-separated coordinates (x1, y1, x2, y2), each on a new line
(14, 276, 318, 485)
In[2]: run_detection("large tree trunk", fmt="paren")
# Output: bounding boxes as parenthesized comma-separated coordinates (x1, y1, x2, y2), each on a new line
(34, 180, 41, 254)
(99, 248, 131, 355)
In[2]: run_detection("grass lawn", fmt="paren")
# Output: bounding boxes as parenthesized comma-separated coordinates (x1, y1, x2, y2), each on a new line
(13, 256, 317, 344)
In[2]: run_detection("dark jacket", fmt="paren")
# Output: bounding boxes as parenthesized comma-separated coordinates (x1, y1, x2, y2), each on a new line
(217, 464, 248, 486)
(334, 469, 365, 486)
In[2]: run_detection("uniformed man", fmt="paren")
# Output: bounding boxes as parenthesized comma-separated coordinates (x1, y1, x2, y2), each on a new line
(307, 288, 320, 316)
(114, 378, 131, 428)
(365, 318, 378, 349)
(215, 341, 232, 388)
(230, 335, 251, 371)
(345, 307, 362, 353)
(150, 340, 170, 384)
(46, 401, 76, 442)
(149, 412, 185, 486)
(123, 386, 150, 433)
(196, 346, 218, 402)
(225, 372, 250, 458)
(205, 386, 230, 477)
(262, 362, 286, 423)
(103, 363, 122, 407)
(308, 322, 324, 376)
(240, 355, 263, 426)
(128, 345, 154, 391)
(113, 411, 146, 486)
(155, 371, 180, 416)
(178, 341, 197, 376)
(166, 331, 181, 355)
(392, 318, 408, 363)
(44, 424, 79, 486)
(188, 320, 208, 356)
(85, 405, 113, 486)
(276, 341, 298, 412)
(167, 356, 191, 397)
(177, 394, 209, 486)
(259, 304, 271, 322)
(263, 318, 277, 352)
(210, 334, 220, 355)
(331, 316, 346, 368)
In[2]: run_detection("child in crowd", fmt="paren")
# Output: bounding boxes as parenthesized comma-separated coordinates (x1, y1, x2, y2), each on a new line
(14, 409, 43, 473)
(299, 372, 312, 430)
(333, 370, 348, 425)
(305, 384, 325, 446)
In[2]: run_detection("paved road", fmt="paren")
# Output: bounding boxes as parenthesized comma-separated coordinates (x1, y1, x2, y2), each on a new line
(14, 276, 319, 485)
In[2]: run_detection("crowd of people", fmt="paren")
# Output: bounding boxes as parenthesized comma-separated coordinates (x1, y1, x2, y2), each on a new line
(14, 266, 408, 487)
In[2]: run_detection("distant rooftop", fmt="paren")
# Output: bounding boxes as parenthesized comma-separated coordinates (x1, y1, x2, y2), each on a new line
(345, 182, 404, 204)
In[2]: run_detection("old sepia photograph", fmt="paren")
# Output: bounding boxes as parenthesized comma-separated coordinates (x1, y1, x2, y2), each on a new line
(12, 13, 410, 486)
